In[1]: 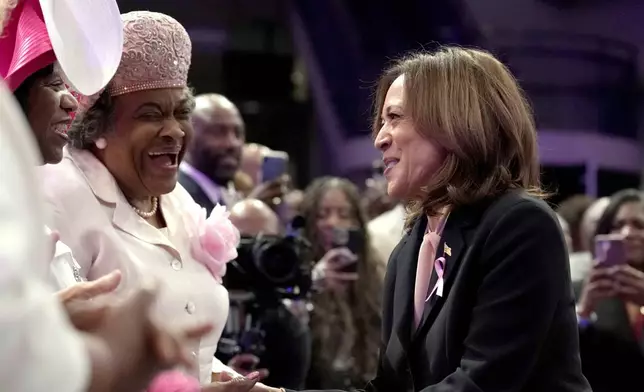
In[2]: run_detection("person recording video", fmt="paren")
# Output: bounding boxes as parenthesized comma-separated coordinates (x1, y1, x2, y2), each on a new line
(299, 177, 385, 390)
(218, 199, 312, 389)
(575, 189, 644, 392)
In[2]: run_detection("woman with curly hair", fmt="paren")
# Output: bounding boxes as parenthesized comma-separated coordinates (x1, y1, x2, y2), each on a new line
(299, 176, 385, 390)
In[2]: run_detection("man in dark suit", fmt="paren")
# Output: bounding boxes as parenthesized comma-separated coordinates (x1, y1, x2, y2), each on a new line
(179, 93, 245, 211)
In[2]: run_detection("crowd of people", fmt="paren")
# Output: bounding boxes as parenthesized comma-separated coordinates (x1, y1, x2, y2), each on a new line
(2, 1, 643, 392)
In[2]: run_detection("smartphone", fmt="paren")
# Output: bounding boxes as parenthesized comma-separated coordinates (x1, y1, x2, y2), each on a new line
(594, 234, 626, 266)
(331, 227, 364, 273)
(261, 151, 289, 183)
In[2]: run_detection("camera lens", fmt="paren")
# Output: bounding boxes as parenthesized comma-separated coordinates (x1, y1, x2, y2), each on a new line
(256, 240, 299, 283)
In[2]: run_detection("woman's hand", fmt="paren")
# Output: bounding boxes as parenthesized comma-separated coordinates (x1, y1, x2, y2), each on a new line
(312, 247, 358, 290)
(577, 263, 618, 318)
(613, 264, 644, 306)
(228, 353, 269, 380)
(216, 372, 280, 392)
(57, 270, 122, 331)
(57, 270, 122, 303)
(87, 282, 214, 392)
(201, 371, 260, 391)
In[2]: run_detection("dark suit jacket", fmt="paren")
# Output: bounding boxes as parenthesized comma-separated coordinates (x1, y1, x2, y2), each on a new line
(290, 191, 590, 392)
(572, 282, 644, 391)
(178, 170, 216, 213)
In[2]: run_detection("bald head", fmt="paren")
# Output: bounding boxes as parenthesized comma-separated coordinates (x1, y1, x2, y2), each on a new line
(194, 94, 240, 118)
(230, 199, 281, 236)
(580, 197, 610, 251)
(189, 93, 245, 185)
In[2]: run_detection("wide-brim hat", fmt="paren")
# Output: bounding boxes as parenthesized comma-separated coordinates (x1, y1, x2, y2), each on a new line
(0, 0, 123, 95)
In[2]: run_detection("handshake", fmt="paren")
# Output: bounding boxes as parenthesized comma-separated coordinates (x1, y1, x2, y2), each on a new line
(57, 271, 279, 392)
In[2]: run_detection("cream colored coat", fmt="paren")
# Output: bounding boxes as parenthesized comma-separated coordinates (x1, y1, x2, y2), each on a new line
(40, 147, 231, 384)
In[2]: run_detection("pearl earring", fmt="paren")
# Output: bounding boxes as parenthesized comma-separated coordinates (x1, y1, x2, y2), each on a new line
(95, 138, 107, 149)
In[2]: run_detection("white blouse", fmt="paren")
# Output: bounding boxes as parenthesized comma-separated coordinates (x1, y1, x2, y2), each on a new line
(40, 147, 233, 383)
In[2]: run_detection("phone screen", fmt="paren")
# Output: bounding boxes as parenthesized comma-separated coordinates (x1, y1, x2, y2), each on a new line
(331, 228, 364, 273)
(594, 234, 626, 266)
(262, 154, 288, 183)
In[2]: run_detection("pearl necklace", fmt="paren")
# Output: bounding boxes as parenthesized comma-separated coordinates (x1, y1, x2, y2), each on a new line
(131, 197, 158, 219)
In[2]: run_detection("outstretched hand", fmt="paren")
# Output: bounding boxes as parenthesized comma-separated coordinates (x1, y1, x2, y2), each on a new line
(217, 372, 281, 392)
(97, 282, 214, 391)
(57, 270, 122, 331)
(228, 353, 270, 380)
(202, 371, 260, 392)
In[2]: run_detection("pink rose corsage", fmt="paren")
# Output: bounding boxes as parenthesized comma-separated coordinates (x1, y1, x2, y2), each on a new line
(187, 203, 240, 283)
(147, 370, 200, 392)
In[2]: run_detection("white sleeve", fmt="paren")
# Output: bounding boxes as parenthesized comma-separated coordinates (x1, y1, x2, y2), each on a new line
(0, 81, 90, 392)
(46, 225, 85, 290)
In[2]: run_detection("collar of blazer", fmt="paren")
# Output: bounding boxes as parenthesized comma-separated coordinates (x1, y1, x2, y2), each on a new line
(66, 146, 184, 259)
(392, 197, 497, 349)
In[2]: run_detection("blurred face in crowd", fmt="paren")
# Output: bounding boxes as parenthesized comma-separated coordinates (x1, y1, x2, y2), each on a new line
(557, 214, 573, 252)
(190, 95, 245, 186)
(374, 74, 446, 200)
(18, 63, 78, 164)
(316, 185, 359, 251)
(581, 197, 610, 252)
(100, 88, 194, 198)
(611, 200, 644, 267)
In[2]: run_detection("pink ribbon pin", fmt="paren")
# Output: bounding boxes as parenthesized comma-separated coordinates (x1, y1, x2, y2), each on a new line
(426, 256, 446, 301)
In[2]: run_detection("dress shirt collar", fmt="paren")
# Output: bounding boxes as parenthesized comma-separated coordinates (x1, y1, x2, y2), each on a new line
(180, 161, 238, 206)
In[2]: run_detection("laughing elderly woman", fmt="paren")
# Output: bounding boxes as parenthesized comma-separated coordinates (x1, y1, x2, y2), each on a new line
(40, 11, 250, 388)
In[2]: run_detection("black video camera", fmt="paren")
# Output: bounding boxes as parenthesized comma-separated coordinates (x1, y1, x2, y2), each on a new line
(223, 223, 312, 301)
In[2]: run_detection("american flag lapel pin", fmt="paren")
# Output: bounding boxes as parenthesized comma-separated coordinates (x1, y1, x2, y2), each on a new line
(444, 243, 451, 257)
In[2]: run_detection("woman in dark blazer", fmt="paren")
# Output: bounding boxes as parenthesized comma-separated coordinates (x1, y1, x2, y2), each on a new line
(258, 46, 592, 392)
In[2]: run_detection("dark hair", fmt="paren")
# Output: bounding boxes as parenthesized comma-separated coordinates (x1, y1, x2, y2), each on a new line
(594, 189, 644, 242)
(300, 177, 384, 387)
(67, 90, 115, 149)
(372, 47, 546, 228)
(13, 64, 55, 114)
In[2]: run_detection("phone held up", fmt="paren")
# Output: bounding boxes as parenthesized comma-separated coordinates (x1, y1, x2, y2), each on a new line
(594, 234, 626, 267)
(261, 150, 289, 183)
(331, 227, 364, 274)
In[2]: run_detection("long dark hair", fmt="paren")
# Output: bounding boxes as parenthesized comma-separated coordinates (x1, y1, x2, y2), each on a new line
(300, 177, 384, 387)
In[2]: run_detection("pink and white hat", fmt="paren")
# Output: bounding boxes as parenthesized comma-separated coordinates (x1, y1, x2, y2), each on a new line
(105, 11, 192, 97)
(0, 0, 123, 95)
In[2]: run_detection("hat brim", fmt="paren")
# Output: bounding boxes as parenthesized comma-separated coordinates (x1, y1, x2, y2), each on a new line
(39, 0, 123, 96)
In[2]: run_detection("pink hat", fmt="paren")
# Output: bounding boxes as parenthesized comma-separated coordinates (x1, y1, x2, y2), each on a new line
(0, 0, 55, 92)
(105, 11, 191, 97)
